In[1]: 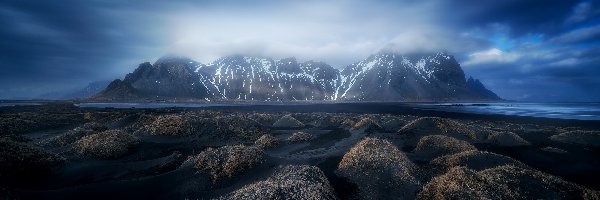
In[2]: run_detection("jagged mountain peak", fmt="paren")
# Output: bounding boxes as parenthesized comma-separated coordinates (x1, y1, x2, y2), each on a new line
(300, 61, 336, 74)
(347, 51, 455, 71)
(336, 51, 476, 101)
(276, 57, 298, 63)
(154, 55, 196, 64)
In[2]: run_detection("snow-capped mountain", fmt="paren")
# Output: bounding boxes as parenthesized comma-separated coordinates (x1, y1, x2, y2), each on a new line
(93, 52, 500, 101)
(194, 55, 340, 101)
(336, 51, 487, 101)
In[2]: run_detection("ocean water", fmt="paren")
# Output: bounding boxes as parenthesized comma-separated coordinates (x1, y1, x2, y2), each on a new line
(416, 102, 600, 120)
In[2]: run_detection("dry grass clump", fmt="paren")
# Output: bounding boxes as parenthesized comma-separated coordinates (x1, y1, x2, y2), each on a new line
(1, 137, 66, 185)
(287, 131, 314, 143)
(550, 130, 600, 147)
(312, 115, 339, 128)
(48, 122, 108, 146)
(255, 134, 278, 149)
(430, 150, 528, 171)
(340, 118, 356, 128)
(124, 114, 156, 134)
(192, 115, 269, 142)
(145, 114, 193, 136)
(187, 145, 264, 182)
(290, 113, 320, 125)
(308, 114, 356, 128)
(418, 165, 599, 199)
(83, 112, 95, 120)
(248, 113, 278, 126)
(486, 131, 530, 146)
(74, 129, 140, 159)
(398, 117, 477, 139)
(417, 166, 510, 199)
(0, 111, 84, 135)
(398, 117, 491, 146)
(184, 110, 223, 118)
(272, 114, 305, 128)
(414, 135, 476, 160)
(219, 165, 337, 200)
(351, 117, 383, 132)
(337, 137, 420, 199)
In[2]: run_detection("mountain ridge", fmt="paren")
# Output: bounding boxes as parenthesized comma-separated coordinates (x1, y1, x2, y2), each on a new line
(93, 52, 502, 102)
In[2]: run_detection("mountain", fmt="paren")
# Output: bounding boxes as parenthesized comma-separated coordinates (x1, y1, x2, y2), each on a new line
(336, 52, 492, 101)
(194, 55, 341, 101)
(467, 76, 500, 100)
(93, 52, 501, 101)
(95, 57, 210, 100)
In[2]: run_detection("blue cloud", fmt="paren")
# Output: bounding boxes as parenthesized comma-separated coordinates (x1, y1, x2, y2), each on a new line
(0, 0, 599, 101)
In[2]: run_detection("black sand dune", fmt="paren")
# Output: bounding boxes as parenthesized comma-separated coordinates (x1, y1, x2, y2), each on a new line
(1, 102, 599, 199)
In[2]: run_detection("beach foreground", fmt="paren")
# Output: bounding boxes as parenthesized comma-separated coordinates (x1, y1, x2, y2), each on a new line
(1, 102, 599, 199)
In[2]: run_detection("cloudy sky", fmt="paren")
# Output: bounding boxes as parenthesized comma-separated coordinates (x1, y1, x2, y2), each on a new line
(1, 0, 599, 101)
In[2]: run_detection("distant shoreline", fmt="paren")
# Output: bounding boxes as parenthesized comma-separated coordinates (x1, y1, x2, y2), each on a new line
(2, 101, 599, 129)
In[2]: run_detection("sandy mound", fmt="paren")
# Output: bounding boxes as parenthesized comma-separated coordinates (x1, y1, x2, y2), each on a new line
(272, 114, 305, 128)
(398, 117, 486, 145)
(247, 113, 278, 126)
(550, 130, 600, 147)
(417, 166, 508, 199)
(418, 165, 599, 200)
(486, 131, 530, 146)
(125, 114, 156, 134)
(337, 137, 420, 199)
(351, 117, 383, 132)
(414, 135, 476, 160)
(255, 134, 278, 149)
(192, 115, 268, 142)
(287, 131, 314, 143)
(0, 137, 66, 185)
(380, 118, 408, 132)
(219, 165, 336, 200)
(430, 150, 528, 171)
(340, 118, 356, 128)
(48, 122, 108, 146)
(187, 145, 264, 182)
(307, 114, 353, 127)
(145, 114, 193, 136)
(312, 115, 338, 128)
(74, 129, 140, 159)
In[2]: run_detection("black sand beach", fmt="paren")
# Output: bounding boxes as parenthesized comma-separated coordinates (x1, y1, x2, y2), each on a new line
(1, 102, 599, 199)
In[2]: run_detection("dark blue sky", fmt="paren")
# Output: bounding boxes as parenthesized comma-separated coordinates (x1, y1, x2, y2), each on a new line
(1, 0, 599, 101)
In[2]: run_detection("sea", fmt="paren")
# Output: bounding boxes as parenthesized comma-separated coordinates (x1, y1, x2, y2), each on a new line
(414, 102, 600, 121)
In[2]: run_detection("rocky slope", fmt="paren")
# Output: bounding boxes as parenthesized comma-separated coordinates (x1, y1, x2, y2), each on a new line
(95, 57, 210, 100)
(93, 52, 500, 101)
